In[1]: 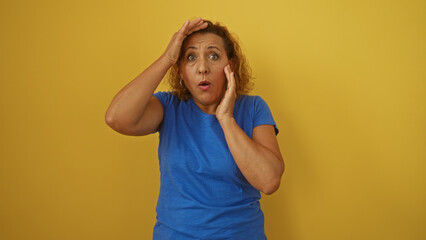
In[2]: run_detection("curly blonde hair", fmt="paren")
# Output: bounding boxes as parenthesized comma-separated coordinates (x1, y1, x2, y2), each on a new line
(168, 20, 253, 100)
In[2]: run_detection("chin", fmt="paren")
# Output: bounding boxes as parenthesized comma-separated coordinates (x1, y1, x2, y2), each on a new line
(194, 93, 222, 105)
(197, 96, 220, 105)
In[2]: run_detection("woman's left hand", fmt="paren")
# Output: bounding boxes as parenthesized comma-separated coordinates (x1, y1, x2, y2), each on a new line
(216, 64, 237, 123)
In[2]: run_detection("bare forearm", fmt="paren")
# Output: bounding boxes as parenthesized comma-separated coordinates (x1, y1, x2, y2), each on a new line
(105, 56, 171, 126)
(219, 118, 284, 194)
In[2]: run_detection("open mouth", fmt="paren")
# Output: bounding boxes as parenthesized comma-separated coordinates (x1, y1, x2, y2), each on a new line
(198, 81, 211, 86)
(198, 81, 211, 90)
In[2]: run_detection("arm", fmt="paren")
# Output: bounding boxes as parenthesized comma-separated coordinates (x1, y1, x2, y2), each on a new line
(105, 57, 169, 136)
(105, 18, 207, 136)
(220, 120, 284, 195)
(216, 65, 284, 194)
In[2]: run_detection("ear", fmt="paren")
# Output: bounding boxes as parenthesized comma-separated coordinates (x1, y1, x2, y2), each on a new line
(178, 63, 184, 79)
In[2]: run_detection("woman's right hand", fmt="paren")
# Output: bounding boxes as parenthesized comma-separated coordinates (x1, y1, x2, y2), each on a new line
(161, 17, 208, 67)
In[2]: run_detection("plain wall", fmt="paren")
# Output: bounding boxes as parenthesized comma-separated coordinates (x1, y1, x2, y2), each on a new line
(1, 0, 425, 239)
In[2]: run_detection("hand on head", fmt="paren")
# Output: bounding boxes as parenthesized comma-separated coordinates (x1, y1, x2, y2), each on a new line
(161, 17, 208, 66)
(179, 17, 208, 37)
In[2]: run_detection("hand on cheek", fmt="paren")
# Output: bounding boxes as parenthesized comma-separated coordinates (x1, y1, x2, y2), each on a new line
(216, 64, 236, 122)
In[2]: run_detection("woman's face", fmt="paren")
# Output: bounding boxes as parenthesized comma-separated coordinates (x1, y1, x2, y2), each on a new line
(179, 32, 231, 109)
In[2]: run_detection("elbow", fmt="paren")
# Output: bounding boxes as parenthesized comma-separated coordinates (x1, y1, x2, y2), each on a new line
(105, 112, 144, 136)
(105, 111, 118, 129)
(105, 113, 113, 127)
(262, 162, 285, 195)
(105, 112, 128, 134)
(262, 177, 282, 195)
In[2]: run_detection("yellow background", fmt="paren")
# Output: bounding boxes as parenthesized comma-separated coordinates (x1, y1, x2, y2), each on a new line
(1, 0, 425, 239)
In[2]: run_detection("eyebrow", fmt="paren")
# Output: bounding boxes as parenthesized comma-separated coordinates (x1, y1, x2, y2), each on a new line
(185, 46, 221, 52)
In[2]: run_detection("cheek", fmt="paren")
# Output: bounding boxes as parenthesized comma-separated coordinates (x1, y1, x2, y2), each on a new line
(214, 65, 227, 80)
(180, 65, 194, 79)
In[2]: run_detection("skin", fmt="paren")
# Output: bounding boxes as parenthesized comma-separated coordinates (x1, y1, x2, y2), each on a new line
(105, 17, 284, 194)
(179, 32, 231, 115)
(218, 66, 284, 194)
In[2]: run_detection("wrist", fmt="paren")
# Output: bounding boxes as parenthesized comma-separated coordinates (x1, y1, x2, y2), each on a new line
(218, 116, 235, 129)
(158, 54, 175, 69)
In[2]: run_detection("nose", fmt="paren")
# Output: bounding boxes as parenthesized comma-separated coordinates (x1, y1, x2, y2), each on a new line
(197, 58, 210, 75)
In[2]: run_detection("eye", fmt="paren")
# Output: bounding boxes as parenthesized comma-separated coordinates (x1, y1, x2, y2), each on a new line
(187, 54, 196, 61)
(209, 53, 219, 60)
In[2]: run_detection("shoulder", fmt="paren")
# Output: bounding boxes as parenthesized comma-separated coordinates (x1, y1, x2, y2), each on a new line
(153, 91, 181, 110)
(237, 94, 278, 134)
(234, 94, 273, 120)
(236, 94, 270, 110)
(153, 91, 174, 101)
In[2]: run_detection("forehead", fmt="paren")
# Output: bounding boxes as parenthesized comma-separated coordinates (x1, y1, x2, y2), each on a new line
(184, 32, 225, 50)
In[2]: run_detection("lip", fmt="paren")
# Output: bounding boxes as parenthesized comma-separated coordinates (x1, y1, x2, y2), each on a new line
(198, 80, 211, 91)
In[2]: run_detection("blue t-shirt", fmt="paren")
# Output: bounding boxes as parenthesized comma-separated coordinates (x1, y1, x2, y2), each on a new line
(152, 91, 278, 240)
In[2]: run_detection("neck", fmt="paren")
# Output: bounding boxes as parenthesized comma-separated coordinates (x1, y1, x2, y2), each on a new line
(192, 87, 226, 115)
(194, 101, 220, 115)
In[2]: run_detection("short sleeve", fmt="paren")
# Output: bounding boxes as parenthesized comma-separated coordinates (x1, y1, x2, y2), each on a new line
(153, 91, 172, 111)
(253, 96, 279, 135)
(153, 91, 174, 133)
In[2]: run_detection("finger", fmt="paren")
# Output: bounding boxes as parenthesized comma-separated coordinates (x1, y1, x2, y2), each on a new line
(224, 65, 232, 90)
(185, 17, 203, 33)
(186, 18, 208, 35)
(195, 18, 204, 25)
(228, 68, 233, 90)
(178, 20, 190, 34)
(226, 65, 236, 91)
(188, 22, 208, 34)
(224, 64, 231, 81)
(174, 20, 192, 43)
(230, 72, 235, 91)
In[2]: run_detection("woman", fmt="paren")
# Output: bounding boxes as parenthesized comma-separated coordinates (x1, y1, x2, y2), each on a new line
(105, 17, 284, 239)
